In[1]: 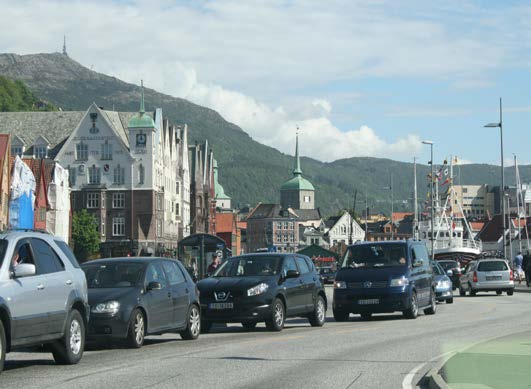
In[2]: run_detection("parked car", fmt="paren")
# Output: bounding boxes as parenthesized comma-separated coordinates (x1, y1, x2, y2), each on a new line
(0, 230, 89, 373)
(318, 267, 336, 284)
(432, 261, 453, 303)
(82, 257, 200, 348)
(333, 240, 436, 321)
(436, 260, 461, 290)
(459, 258, 514, 296)
(197, 253, 327, 332)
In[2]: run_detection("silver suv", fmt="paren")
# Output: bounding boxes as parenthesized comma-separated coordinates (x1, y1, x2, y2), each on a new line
(459, 258, 514, 296)
(0, 230, 89, 373)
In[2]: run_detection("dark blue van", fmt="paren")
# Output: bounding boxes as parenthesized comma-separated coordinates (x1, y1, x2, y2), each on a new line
(332, 240, 436, 320)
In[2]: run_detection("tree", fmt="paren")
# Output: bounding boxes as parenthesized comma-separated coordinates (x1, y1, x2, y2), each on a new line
(71, 210, 100, 261)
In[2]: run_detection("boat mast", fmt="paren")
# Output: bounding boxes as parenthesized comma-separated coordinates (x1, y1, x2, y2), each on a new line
(413, 157, 419, 239)
(515, 155, 522, 254)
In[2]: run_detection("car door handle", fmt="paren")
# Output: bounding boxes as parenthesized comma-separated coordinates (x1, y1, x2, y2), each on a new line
(65, 280, 73, 286)
(299, 280, 304, 284)
(37, 284, 45, 290)
(167, 292, 172, 298)
(185, 288, 189, 294)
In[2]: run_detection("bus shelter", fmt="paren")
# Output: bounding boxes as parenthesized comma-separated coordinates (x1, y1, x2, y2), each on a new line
(177, 234, 231, 280)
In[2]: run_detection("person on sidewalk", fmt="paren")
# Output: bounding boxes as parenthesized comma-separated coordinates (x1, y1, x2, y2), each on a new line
(523, 251, 531, 287)
(514, 252, 524, 285)
(207, 253, 221, 276)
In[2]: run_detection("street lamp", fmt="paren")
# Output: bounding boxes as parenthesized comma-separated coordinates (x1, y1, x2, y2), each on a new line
(422, 140, 435, 260)
(383, 176, 394, 239)
(484, 98, 506, 259)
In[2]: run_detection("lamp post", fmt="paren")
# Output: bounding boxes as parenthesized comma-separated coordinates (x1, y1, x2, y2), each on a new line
(484, 98, 506, 259)
(422, 140, 435, 260)
(383, 176, 394, 239)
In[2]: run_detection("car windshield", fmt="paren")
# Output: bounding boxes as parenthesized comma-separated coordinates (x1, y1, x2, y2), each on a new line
(213, 256, 282, 277)
(320, 268, 334, 274)
(432, 263, 444, 275)
(83, 262, 145, 288)
(342, 244, 407, 268)
(438, 261, 459, 271)
(477, 261, 508, 272)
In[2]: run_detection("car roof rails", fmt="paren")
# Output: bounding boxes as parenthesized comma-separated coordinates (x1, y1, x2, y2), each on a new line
(7, 228, 52, 235)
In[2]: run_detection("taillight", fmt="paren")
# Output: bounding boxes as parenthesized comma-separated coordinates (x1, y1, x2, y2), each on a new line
(473, 271, 478, 283)
(510, 269, 514, 281)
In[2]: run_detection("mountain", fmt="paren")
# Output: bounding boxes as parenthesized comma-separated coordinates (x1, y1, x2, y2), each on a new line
(0, 74, 56, 111)
(0, 52, 529, 216)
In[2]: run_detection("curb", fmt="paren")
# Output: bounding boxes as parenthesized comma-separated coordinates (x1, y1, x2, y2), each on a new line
(514, 287, 531, 293)
(425, 353, 454, 389)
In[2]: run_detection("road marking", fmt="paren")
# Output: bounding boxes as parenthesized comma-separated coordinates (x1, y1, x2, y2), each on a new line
(402, 350, 454, 389)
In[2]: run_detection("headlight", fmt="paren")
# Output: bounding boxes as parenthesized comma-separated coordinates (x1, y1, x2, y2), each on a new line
(247, 283, 269, 297)
(437, 280, 451, 289)
(390, 276, 409, 287)
(334, 280, 347, 289)
(91, 301, 120, 314)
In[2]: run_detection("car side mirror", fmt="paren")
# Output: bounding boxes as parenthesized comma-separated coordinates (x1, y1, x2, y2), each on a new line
(412, 259, 423, 268)
(446, 270, 453, 277)
(13, 263, 36, 278)
(285, 269, 300, 279)
(147, 281, 162, 291)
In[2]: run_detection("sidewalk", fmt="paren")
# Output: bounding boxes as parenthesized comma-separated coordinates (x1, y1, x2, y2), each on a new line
(429, 331, 531, 389)
(514, 283, 531, 293)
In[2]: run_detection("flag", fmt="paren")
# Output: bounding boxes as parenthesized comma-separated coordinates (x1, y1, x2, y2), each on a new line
(444, 168, 448, 176)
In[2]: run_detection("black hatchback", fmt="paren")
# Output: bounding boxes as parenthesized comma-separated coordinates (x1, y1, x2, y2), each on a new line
(82, 257, 201, 348)
(197, 253, 327, 332)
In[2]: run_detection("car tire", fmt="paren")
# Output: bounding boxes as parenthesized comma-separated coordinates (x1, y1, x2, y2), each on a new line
(424, 290, 436, 315)
(447, 298, 454, 304)
(308, 296, 326, 327)
(265, 298, 285, 332)
(0, 320, 5, 374)
(180, 304, 201, 340)
(51, 309, 84, 365)
(360, 313, 372, 321)
(241, 321, 257, 330)
(459, 286, 466, 297)
(333, 309, 349, 322)
(469, 285, 477, 297)
(126, 309, 145, 348)
(201, 321, 213, 334)
(507, 290, 514, 296)
(496, 291, 502, 295)
(403, 291, 418, 319)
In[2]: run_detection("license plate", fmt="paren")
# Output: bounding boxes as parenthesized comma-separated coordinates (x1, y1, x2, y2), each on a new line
(208, 302, 234, 310)
(358, 299, 379, 305)
(486, 276, 502, 281)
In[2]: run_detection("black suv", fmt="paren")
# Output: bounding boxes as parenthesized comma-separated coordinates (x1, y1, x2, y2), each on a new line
(197, 253, 327, 332)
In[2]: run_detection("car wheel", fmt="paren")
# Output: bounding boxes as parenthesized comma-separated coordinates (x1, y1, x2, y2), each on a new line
(469, 284, 476, 297)
(459, 286, 466, 297)
(424, 289, 436, 315)
(360, 312, 372, 320)
(265, 298, 285, 331)
(0, 320, 5, 374)
(507, 289, 514, 296)
(308, 296, 326, 327)
(180, 304, 201, 340)
(126, 309, 145, 348)
(333, 309, 349, 322)
(201, 321, 212, 334)
(241, 321, 257, 330)
(447, 298, 454, 304)
(51, 309, 85, 365)
(403, 292, 418, 319)
(496, 290, 502, 295)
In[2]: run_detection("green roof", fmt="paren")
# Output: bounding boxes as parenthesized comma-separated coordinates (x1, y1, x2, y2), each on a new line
(214, 159, 231, 200)
(281, 175, 315, 191)
(128, 80, 155, 129)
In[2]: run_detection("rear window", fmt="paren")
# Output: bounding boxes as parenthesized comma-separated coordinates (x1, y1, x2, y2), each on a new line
(438, 261, 458, 271)
(55, 240, 81, 268)
(477, 261, 508, 272)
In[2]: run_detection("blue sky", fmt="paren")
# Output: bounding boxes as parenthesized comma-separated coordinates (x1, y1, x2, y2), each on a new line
(1, 0, 530, 165)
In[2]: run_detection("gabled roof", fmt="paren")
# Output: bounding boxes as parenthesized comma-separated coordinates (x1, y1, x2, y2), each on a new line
(476, 214, 505, 242)
(324, 215, 341, 229)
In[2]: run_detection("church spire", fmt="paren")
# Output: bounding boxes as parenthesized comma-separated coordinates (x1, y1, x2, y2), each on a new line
(293, 131, 302, 176)
(62, 35, 68, 56)
(140, 79, 145, 114)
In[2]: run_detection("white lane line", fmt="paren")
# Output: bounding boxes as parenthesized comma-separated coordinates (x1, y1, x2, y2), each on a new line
(402, 350, 454, 389)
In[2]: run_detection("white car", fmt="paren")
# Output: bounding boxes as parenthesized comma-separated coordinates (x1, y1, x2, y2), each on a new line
(459, 259, 514, 296)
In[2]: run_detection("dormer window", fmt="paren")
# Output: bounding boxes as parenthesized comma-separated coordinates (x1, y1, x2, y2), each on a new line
(11, 146, 23, 157)
(34, 145, 47, 159)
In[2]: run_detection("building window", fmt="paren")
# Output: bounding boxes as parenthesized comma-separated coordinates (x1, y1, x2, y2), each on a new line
(176, 182, 180, 194)
(283, 222, 288, 230)
(276, 232, 281, 243)
(175, 202, 180, 216)
(88, 165, 101, 184)
(76, 143, 88, 161)
(101, 219, 105, 236)
(112, 193, 125, 208)
(101, 141, 113, 160)
(34, 145, 47, 159)
(87, 192, 100, 208)
(156, 219, 162, 237)
(39, 208, 46, 221)
(138, 164, 145, 185)
(289, 235, 295, 243)
(282, 235, 288, 243)
(276, 222, 282, 230)
(288, 222, 294, 229)
(157, 195, 163, 211)
(113, 165, 125, 185)
(304, 195, 311, 203)
(112, 217, 125, 236)
(68, 167, 76, 187)
(94, 217, 100, 233)
(11, 146, 23, 157)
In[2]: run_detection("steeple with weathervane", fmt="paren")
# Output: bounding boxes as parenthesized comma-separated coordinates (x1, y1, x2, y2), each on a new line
(280, 131, 315, 210)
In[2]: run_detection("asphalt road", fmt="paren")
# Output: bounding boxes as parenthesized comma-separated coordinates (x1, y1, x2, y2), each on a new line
(3, 288, 531, 389)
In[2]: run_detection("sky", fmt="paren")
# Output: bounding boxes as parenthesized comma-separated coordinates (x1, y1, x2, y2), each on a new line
(1, 0, 530, 166)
